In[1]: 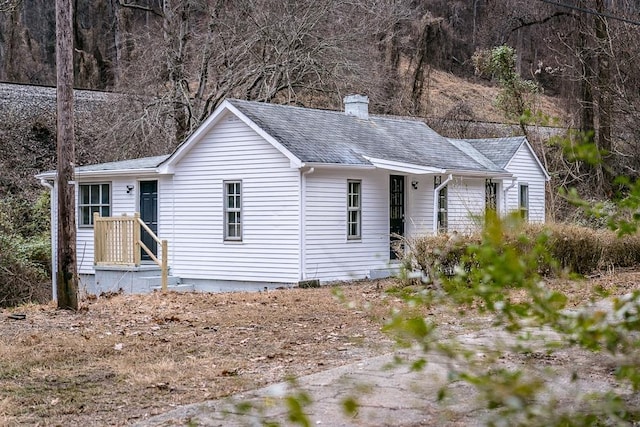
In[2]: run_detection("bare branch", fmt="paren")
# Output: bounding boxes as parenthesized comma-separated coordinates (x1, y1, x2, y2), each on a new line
(117, 0, 163, 17)
(0, 0, 21, 13)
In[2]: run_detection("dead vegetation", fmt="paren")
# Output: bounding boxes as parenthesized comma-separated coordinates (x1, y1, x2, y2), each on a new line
(0, 282, 396, 426)
(1, 273, 639, 426)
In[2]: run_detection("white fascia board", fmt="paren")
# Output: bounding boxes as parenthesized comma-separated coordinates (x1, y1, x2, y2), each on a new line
(504, 138, 551, 181)
(446, 169, 514, 179)
(225, 102, 303, 168)
(301, 162, 376, 170)
(157, 100, 303, 173)
(157, 100, 232, 174)
(363, 156, 445, 175)
(76, 169, 163, 179)
(35, 171, 56, 180)
(36, 169, 163, 181)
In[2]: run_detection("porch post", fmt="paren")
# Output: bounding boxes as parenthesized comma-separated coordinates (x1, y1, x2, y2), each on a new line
(161, 240, 168, 292)
(134, 212, 141, 265)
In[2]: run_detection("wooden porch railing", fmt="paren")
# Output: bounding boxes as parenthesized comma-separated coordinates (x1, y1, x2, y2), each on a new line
(93, 212, 169, 291)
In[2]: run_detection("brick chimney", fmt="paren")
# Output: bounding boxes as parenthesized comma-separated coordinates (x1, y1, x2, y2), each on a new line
(343, 94, 369, 120)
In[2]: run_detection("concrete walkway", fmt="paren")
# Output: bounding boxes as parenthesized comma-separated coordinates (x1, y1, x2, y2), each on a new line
(132, 305, 633, 427)
(132, 349, 482, 427)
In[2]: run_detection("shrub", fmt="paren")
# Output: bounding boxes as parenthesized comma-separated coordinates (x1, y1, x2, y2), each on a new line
(0, 195, 51, 307)
(405, 220, 640, 280)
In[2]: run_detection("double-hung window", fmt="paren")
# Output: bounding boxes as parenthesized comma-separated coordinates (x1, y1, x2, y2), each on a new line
(519, 184, 529, 220)
(347, 180, 361, 240)
(79, 183, 110, 226)
(224, 181, 242, 241)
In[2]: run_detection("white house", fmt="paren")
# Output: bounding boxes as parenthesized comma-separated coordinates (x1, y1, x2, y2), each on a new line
(37, 95, 549, 295)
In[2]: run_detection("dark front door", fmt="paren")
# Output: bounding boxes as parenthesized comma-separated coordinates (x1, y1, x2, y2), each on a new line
(139, 180, 158, 261)
(389, 175, 405, 260)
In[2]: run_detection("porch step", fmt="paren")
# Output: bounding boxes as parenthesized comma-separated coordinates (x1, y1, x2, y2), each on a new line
(150, 283, 195, 293)
(93, 265, 186, 295)
(137, 274, 181, 290)
(369, 264, 402, 279)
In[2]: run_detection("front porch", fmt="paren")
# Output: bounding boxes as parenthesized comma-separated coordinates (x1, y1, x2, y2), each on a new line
(92, 212, 175, 294)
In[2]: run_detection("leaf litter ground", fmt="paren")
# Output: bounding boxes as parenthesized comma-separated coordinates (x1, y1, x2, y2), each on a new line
(1, 272, 639, 426)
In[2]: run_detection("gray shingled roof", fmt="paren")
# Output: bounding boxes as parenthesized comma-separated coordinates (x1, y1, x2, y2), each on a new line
(229, 99, 506, 173)
(43, 101, 526, 176)
(457, 136, 526, 168)
(77, 154, 170, 172)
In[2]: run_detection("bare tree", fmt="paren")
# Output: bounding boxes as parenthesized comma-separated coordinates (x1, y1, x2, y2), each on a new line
(0, 0, 20, 12)
(114, 0, 397, 144)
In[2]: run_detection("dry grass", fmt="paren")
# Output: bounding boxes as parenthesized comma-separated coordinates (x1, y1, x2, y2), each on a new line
(424, 69, 567, 123)
(1, 273, 639, 426)
(0, 281, 397, 426)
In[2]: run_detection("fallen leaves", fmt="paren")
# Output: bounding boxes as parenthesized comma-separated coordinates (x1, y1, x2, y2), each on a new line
(0, 280, 396, 426)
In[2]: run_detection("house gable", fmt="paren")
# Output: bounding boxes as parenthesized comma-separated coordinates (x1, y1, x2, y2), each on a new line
(462, 136, 550, 182)
(166, 109, 302, 285)
(158, 100, 303, 175)
(503, 138, 551, 181)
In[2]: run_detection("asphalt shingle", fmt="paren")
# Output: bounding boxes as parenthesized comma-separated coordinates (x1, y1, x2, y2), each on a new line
(458, 136, 526, 168)
(46, 100, 527, 176)
(76, 155, 171, 172)
(229, 99, 506, 173)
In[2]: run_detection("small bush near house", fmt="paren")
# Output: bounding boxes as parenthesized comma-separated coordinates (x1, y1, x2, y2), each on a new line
(404, 218, 640, 281)
(0, 194, 51, 307)
(386, 211, 640, 426)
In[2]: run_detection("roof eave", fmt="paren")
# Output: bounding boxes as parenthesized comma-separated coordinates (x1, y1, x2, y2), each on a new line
(36, 168, 164, 181)
(363, 156, 446, 175)
(446, 169, 514, 179)
(301, 162, 376, 170)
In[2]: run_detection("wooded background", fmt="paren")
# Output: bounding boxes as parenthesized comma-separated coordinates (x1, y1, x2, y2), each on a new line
(0, 0, 639, 305)
(1, 0, 639, 209)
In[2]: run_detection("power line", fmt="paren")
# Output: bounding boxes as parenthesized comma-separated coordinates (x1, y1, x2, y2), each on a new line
(538, 0, 640, 26)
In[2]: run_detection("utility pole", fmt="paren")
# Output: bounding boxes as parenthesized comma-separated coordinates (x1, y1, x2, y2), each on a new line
(55, 0, 78, 310)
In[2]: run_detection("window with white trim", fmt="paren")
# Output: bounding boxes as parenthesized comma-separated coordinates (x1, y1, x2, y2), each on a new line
(79, 183, 110, 226)
(519, 184, 529, 220)
(347, 180, 361, 240)
(224, 181, 242, 241)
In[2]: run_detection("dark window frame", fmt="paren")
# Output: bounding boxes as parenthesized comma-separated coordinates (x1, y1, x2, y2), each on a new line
(485, 179, 498, 212)
(519, 184, 529, 220)
(78, 182, 111, 227)
(224, 180, 242, 241)
(347, 180, 362, 240)
(434, 176, 448, 233)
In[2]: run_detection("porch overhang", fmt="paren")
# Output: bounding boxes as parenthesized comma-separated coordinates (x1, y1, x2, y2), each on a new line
(35, 168, 167, 181)
(446, 169, 514, 179)
(362, 156, 445, 175)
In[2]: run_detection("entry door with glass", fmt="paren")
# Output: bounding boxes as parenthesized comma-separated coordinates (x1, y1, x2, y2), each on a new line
(139, 180, 158, 260)
(389, 175, 405, 260)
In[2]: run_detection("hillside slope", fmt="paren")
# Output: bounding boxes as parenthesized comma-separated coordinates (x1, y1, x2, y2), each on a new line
(423, 69, 567, 124)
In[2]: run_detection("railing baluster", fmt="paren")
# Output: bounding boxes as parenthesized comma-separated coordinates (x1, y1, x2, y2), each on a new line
(93, 213, 169, 292)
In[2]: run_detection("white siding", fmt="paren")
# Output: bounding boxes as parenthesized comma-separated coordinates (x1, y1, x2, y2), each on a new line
(303, 169, 389, 281)
(76, 176, 139, 275)
(448, 177, 486, 233)
(168, 113, 300, 283)
(504, 144, 547, 222)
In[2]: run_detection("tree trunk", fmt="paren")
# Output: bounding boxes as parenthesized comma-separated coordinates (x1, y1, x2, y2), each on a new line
(595, 0, 613, 190)
(55, 0, 78, 310)
(578, 28, 595, 140)
(163, 0, 191, 143)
